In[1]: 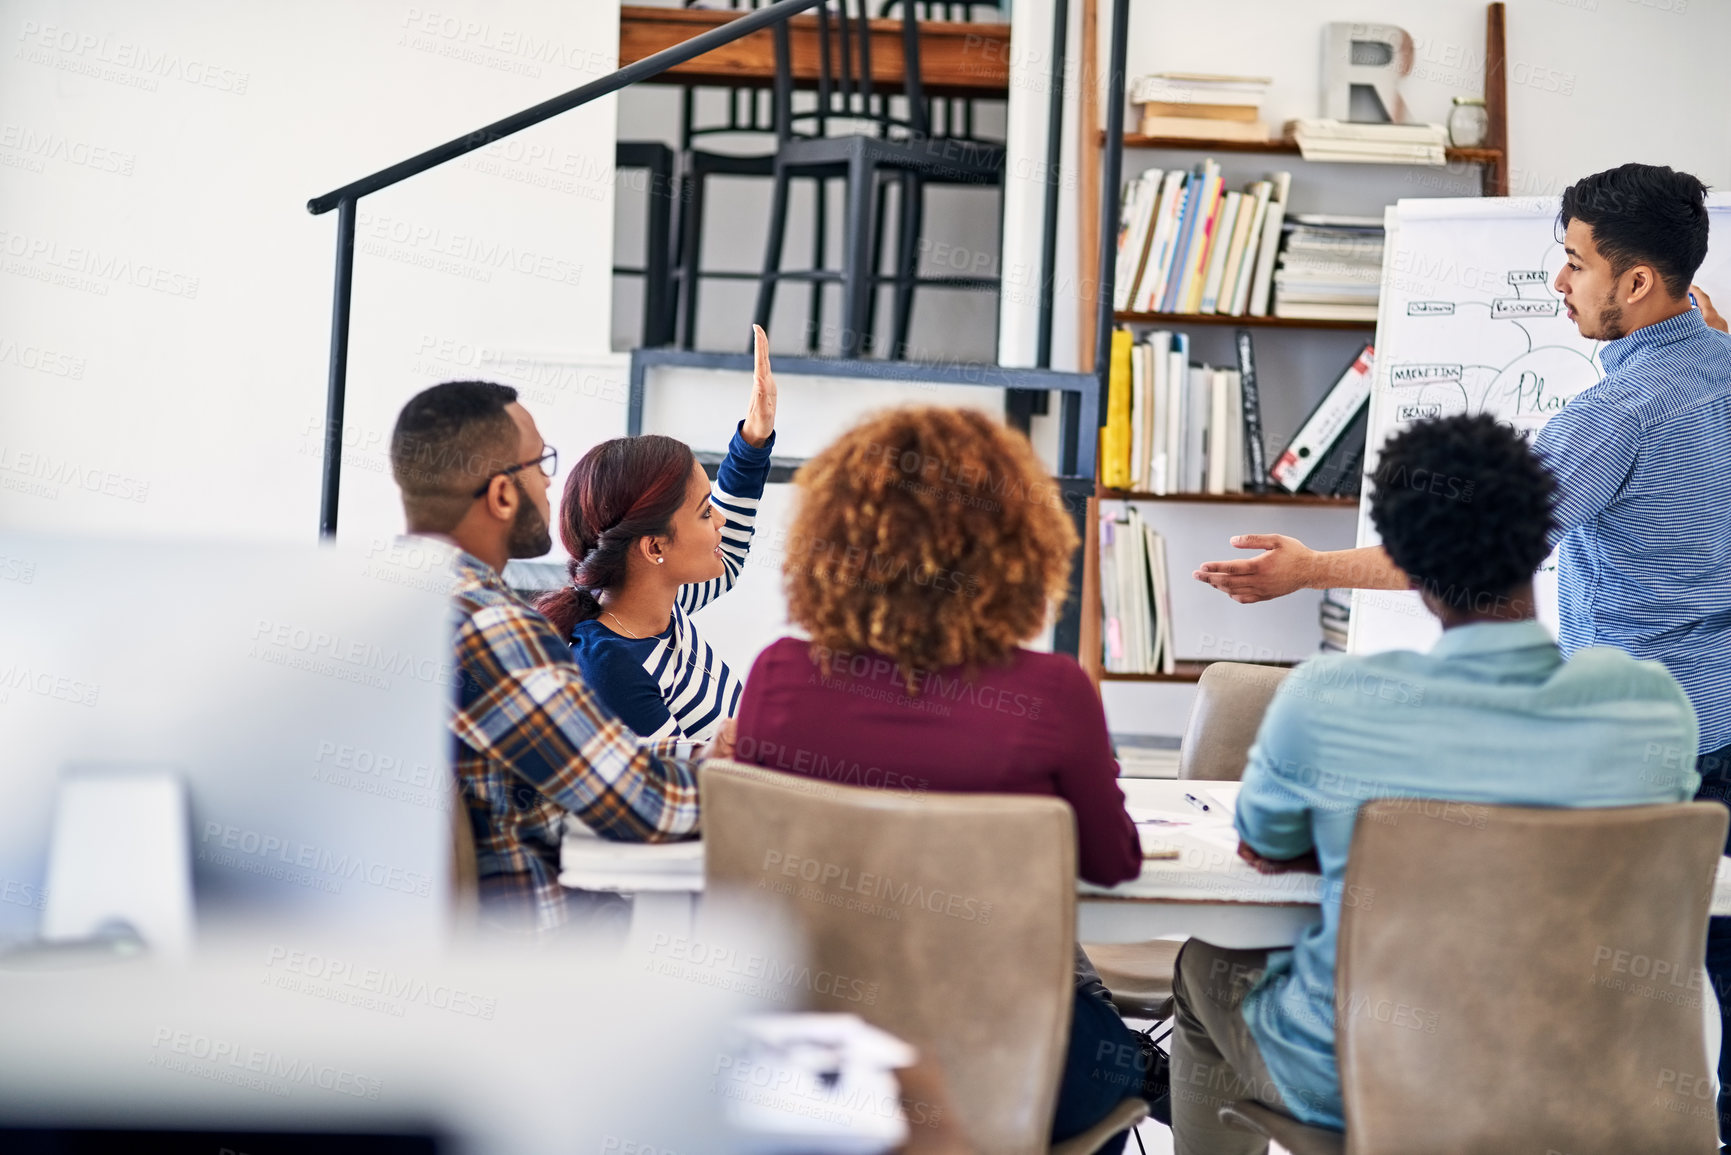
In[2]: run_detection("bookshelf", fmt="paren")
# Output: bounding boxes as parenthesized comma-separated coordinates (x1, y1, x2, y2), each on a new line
(1077, 1, 1510, 690)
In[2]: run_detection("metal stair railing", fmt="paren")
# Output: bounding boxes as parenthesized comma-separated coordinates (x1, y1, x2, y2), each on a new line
(306, 0, 824, 538)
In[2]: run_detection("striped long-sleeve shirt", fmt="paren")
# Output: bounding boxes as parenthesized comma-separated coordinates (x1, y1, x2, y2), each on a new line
(446, 545, 700, 935)
(1533, 308, 1731, 752)
(568, 423, 773, 742)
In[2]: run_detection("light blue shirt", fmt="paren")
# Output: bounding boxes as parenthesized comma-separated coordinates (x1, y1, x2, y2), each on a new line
(1533, 309, 1731, 751)
(1233, 620, 1698, 1128)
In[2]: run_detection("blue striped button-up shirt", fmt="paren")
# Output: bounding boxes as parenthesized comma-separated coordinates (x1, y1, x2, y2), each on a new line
(1533, 308, 1731, 751)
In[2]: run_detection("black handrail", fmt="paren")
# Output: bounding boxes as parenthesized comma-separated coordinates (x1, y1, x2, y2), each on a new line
(307, 0, 821, 216)
(307, 0, 822, 536)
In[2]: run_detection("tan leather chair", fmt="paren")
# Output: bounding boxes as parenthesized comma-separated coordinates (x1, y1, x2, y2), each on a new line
(701, 759, 1150, 1155)
(1087, 662, 1293, 1021)
(1220, 799, 1728, 1155)
(1177, 662, 1291, 782)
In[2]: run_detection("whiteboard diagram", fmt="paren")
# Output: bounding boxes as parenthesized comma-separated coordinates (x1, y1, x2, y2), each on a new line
(1349, 195, 1731, 656)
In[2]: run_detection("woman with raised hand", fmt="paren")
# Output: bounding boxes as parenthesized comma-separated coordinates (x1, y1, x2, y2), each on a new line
(733, 405, 1161, 1151)
(537, 326, 776, 744)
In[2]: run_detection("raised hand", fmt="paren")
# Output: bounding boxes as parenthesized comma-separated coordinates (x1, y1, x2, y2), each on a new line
(742, 324, 777, 448)
(1193, 534, 1315, 604)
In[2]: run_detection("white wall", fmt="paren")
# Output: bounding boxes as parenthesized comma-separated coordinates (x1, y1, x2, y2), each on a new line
(0, 0, 623, 547)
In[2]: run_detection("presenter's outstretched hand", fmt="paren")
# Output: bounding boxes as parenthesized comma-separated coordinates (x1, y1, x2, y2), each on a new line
(743, 324, 778, 448)
(1691, 284, 1728, 334)
(1194, 534, 1314, 603)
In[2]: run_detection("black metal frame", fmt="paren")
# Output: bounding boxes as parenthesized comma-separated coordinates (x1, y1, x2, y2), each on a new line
(612, 141, 677, 349)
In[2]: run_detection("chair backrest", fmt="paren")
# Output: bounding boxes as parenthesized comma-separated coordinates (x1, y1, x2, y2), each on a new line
(878, 0, 1003, 142)
(678, 0, 778, 150)
(1178, 662, 1291, 781)
(701, 759, 1076, 1154)
(1335, 799, 1727, 1155)
(772, 0, 929, 141)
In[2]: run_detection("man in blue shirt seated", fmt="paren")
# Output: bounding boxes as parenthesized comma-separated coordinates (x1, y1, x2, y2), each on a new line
(1167, 413, 1700, 1153)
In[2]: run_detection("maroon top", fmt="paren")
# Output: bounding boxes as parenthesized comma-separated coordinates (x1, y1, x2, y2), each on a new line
(734, 638, 1141, 887)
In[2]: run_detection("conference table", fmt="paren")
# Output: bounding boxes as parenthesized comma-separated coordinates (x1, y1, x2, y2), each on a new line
(563, 779, 1731, 950)
(618, 5, 1012, 98)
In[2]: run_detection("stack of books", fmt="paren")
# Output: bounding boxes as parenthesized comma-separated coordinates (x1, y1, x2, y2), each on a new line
(1285, 118, 1448, 165)
(1269, 342, 1375, 497)
(1130, 73, 1271, 143)
(1320, 588, 1353, 653)
(1112, 733, 1182, 778)
(1272, 215, 1385, 322)
(1099, 506, 1176, 676)
(1113, 164, 1292, 318)
(1101, 328, 1270, 496)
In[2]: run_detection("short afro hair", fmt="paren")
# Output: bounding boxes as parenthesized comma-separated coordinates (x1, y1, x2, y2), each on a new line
(784, 406, 1078, 685)
(1558, 164, 1709, 298)
(390, 380, 520, 532)
(1369, 414, 1556, 612)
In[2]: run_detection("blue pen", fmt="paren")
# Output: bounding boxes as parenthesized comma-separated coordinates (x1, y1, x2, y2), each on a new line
(1182, 792, 1212, 814)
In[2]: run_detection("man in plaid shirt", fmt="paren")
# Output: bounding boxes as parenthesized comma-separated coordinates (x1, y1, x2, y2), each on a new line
(390, 380, 706, 936)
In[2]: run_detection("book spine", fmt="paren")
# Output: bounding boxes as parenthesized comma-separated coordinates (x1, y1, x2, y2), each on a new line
(1247, 182, 1288, 317)
(1235, 329, 1269, 492)
(1111, 176, 1147, 312)
(1165, 334, 1188, 494)
(1207, 368, 1229, 494)
(1137, 172, 1184, 313)
(1301, 404, 1369, 495)
(1101, 329, 1134, 489)
(1270, 344, 1376, 492)
(1199, 191, 1242, 314)
(1227, 184, 1273, 316)
(1158, 171, 1203, 315)
(1181, 178, 1225, 313)
(1215, 191, 1257, 316)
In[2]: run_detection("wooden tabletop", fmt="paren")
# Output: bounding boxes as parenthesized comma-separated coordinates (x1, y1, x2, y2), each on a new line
(619, 5, 1011, 98)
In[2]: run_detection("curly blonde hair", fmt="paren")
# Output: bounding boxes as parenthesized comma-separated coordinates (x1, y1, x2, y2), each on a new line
(784, 406, 1079, 684)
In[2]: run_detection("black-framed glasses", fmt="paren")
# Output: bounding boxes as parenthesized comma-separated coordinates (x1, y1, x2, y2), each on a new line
(471, 446, 558, 499)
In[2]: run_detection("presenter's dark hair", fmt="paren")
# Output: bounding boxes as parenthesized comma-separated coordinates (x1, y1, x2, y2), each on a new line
(1558, 164, 1709, 298)
(1369, 414, 1556, 610)
(391, 380, 520, 532)
(536, 435, 696, 637)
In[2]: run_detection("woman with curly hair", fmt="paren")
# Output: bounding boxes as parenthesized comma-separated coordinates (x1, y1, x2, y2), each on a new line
(733, 405, 1160, 1150)
(535, 327, 777, 744)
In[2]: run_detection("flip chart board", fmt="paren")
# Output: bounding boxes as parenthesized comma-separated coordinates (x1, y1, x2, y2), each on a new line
(1349, 194, 1731, 655)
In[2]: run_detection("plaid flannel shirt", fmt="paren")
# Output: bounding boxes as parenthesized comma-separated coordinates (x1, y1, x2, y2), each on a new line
(446, 546, 700, 934)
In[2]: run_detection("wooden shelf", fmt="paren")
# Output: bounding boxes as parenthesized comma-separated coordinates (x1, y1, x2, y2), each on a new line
(1102, 659, 1300, 684)
(1110, 132, 1503, 166)
(1114, 310, 1373, 332)
(1100, 488, 1357, 507)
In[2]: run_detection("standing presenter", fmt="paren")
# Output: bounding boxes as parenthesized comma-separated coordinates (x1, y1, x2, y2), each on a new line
(1194, 163, 1731, 1130)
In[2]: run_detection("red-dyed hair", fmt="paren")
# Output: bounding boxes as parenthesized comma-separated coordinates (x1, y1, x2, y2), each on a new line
(536, 435, 696, 638)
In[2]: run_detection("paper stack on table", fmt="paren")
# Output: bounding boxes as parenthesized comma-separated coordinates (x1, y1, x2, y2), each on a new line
(722, 1013, 917, 1155)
